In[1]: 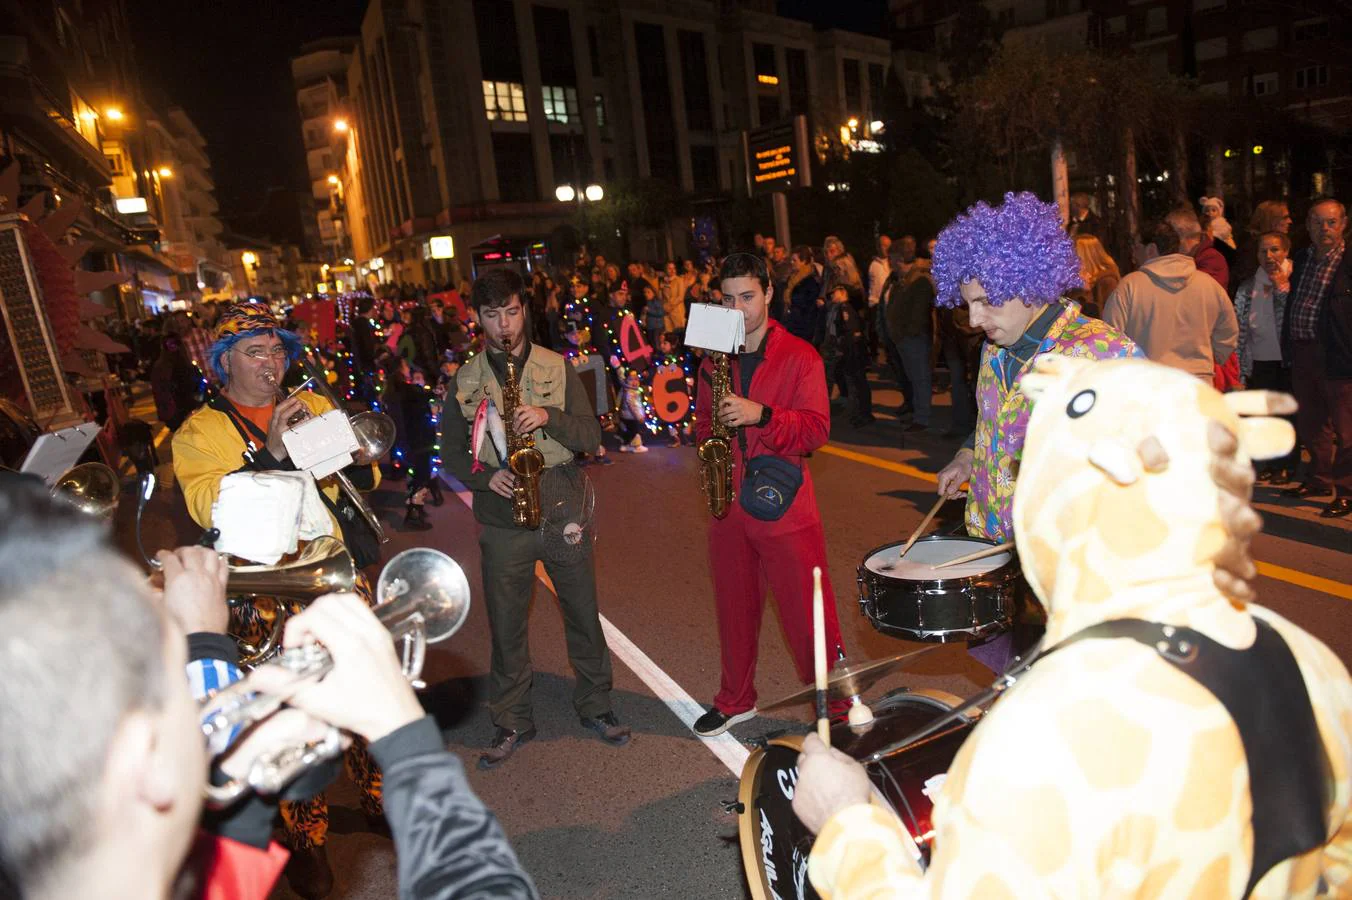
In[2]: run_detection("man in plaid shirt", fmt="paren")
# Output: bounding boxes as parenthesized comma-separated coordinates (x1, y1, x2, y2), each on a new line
(1281, 198, 1351, 518)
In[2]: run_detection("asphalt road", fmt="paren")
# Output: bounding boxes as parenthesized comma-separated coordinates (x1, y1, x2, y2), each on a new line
(119, 376, 1350, 900)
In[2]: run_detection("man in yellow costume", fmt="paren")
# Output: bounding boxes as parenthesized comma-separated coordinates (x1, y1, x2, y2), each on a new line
(792, 357, 1352, 899)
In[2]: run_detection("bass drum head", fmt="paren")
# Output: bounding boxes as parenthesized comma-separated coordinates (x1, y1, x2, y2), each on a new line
(737, 690, 972, 900)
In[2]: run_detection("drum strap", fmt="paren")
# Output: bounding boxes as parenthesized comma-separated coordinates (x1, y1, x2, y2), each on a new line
(1054, 617, 1330, 897)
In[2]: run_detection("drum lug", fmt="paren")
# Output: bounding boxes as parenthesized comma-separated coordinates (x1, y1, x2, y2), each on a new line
(720, 799, 746, 815)
(856, 572, 870, 616)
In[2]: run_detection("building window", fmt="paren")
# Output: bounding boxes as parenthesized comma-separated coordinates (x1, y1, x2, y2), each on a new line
(594, 93, 607, 128)
(634, 22, 677, 179)
(786, 48, 809, 114)
(475, 0, 523, 82)
(679, 30, 714, 131)
(491, 132, 537, 201)
(1245, 72, 1279, 96)
(1192, 0, 1225, 11)
(690, 145, 718, 192)
(1105, 15, 1126, 34)
(1240, 26, 1278, 52)
(534, 6, 576, 86)
(757, 95, 779, 125)
(484, 80, 528, 121)
(1195, 37, 1226, 61)
(1293, 18, 1329, 42)
(867, 63, 885, 115)
(105, 153, 126, 175)
(588, 27, 602, 76)
(1294, 65, 1329, 89)
(1145, 6, 1167, 34)
(542, 85, 580, 124)
(752, 42, 776, 80)
(843, 59, 862, 112)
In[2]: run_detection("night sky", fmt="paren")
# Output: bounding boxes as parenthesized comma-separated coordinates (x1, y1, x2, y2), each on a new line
(128, 0, 887, 235)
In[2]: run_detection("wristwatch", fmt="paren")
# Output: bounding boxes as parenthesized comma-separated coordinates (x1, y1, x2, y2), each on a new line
(757, 406, 774, 428)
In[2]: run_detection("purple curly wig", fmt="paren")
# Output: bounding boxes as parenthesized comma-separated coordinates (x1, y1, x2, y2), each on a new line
(932, 191, 1083, 308)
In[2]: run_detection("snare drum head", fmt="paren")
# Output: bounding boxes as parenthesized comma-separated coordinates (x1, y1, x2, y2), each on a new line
(863, 536, 1013, 580)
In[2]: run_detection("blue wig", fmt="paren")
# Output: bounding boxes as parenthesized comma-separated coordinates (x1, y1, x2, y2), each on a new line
(932, 191, 1083, 308)
(207, 328, 304, 384)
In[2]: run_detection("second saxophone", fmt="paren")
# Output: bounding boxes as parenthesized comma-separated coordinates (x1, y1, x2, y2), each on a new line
(503, 359, 544, 529)
(697, 351, 735, 518)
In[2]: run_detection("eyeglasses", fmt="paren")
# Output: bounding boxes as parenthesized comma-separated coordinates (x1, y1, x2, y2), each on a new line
(233, 346, 289, 360)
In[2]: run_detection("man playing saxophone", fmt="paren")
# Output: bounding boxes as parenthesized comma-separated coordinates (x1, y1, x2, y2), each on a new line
(691, 253, 846, 737)
(441, 268, 630, 769)
(170, 302, 383, 898)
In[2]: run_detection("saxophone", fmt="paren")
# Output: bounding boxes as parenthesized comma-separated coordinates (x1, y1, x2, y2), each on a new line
(697, 351, 735, 518)
(503, 359, 544, 529)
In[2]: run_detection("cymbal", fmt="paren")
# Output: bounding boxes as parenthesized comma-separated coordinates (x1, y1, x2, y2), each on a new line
(758, 646, 941, 711)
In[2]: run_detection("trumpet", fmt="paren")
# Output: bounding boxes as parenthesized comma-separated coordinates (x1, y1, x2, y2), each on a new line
(263, 370, 315, 426)
(200, 546, 471, 807)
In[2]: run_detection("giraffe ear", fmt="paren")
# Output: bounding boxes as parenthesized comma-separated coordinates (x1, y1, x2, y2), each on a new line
(1224, 390, 1298, 417)
(1237, 417, 1296, 460)
(1021, 354, 1090, 403)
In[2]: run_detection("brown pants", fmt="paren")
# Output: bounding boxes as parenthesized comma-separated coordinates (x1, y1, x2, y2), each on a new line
(1290, 340, 1352, 496)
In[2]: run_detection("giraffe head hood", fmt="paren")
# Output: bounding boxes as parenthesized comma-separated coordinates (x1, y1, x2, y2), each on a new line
(1012, 356, 1295, 643)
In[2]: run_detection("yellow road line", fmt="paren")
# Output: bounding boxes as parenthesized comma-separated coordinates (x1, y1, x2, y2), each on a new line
(823, 442, 1352, 600)
(819, 443, 938, 484)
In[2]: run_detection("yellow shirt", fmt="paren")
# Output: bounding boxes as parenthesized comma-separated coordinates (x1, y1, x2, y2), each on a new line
(171, 391, 380, 540)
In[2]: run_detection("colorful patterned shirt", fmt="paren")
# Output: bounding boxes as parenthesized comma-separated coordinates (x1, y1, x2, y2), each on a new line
(1288, 242, 1345, 342)
(966, 301, 1141, 541)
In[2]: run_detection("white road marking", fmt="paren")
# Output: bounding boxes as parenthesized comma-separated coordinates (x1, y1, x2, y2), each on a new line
(439, 471, 748, 777)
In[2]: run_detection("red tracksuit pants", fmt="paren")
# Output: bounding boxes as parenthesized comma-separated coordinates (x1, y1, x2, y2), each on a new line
(709, 509, 845, 715)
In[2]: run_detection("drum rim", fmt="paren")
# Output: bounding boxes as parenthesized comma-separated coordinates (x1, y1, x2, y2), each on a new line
(736, 688, 970, 897)
(858, 534, 1018, 585)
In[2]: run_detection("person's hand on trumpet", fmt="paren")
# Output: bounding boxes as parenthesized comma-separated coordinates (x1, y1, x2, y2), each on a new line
(158, 545, 230, 635)
(247, 592, 427, 743)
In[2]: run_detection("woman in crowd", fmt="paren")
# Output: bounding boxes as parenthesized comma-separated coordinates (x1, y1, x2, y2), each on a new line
(1068, 233, 1121, 319)
(1234, 230, 1300, 484)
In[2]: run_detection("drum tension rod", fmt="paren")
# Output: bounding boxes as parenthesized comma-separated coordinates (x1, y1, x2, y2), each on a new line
(720, 799, 746, 815)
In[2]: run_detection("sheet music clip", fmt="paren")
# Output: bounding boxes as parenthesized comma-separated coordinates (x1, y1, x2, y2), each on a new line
(684, 303, 745, 354)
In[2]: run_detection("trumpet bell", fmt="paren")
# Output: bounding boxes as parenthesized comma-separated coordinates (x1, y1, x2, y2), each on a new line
(54, 462, 121, 519)
(350, 411, 397, 466)
(375, 546, 471, 643)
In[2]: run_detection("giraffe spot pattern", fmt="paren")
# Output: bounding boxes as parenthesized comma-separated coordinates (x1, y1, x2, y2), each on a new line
(1058, 699, 1152, 790)
(1175, 726, 1245, 831)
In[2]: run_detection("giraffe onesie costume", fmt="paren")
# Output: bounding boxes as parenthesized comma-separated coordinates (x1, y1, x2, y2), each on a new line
(809, 356, 1352, 898)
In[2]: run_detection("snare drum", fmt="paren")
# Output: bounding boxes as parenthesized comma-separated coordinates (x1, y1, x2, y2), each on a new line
(738, 689, 977, 900)
(857, 535, 1022, 643)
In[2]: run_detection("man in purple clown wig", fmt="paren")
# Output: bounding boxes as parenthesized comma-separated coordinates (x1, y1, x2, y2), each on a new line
(931, 192, 1143, 673)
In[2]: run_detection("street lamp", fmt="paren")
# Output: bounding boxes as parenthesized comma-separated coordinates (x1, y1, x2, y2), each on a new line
(555, 184, 604, 203)
(584, 183, 604, 202)
(555, 184, 577, 202)
(241, 251, 258, 266)
(104, 107, 124, 122)
(327, 174, 340, 185)
(333, 118, 349, 133)
(157, 166, 173, 178)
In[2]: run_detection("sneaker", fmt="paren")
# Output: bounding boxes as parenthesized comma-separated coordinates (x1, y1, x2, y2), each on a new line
(619, 443, 634, 453)
(596, 454, 615, 466)
(632, 442, 648, 453)
(692, 706, 757, 737)
(580, 712, 632, 745)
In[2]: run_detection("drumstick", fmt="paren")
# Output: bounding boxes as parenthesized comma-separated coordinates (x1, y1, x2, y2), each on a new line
(931, 541, 1015, 570)
(882, 495, 947, 570)
(812, 567, 830, 746)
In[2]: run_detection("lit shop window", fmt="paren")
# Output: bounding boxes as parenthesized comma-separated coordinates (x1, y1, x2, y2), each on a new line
(484, 81, 528, 122)
(543, 85, 580, 124)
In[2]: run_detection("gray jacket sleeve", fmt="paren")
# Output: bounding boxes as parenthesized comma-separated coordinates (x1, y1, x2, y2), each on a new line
(542, 362, 602, 452)
(370, 717, 539, 900)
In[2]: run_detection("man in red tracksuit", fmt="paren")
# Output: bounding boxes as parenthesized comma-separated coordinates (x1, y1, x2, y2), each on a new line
(692, 252, 846, 737)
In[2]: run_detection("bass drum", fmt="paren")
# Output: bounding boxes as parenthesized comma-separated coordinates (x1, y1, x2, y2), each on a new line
(738, 689, 978, 900)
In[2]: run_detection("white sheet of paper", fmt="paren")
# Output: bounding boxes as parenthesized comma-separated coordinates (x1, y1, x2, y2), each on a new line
(684, 303, 745, 354)
(20, 423, 102, 487)
(282, 410, 359, 474)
